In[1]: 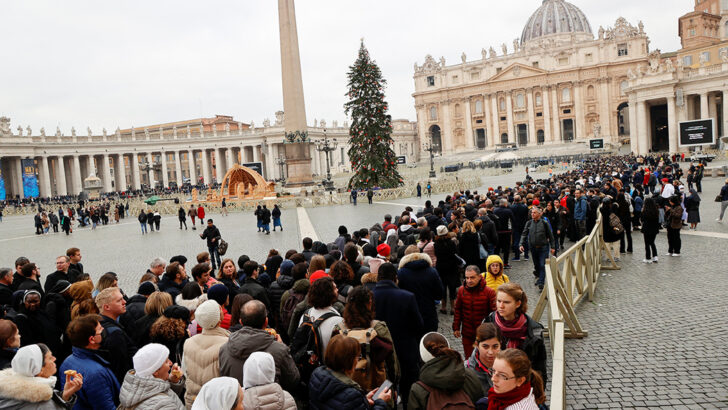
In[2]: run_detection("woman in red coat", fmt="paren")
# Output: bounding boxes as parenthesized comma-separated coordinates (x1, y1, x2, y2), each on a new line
(453, 265, 496, 357)
(197, 205, 205, 226)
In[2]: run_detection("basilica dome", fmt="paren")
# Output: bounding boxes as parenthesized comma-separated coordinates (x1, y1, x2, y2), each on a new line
(520, 0, 593, 44)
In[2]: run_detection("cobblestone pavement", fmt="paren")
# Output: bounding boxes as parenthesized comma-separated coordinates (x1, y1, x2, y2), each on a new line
(2, 170, 727, 408)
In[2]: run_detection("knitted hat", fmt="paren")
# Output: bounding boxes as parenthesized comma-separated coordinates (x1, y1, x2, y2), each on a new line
(133, 343, 169, 378)
(195, 300, 222, 330)
(309, 270, 329, 283)
(169, 255, 188, 266)
(137, 281, 156, 296)
(532, 199, 540, 206)
(164, 305, 190, 322)
(436, 225, 448, 237)
(206, 283, 229, 306)
(279, 260, 294, 277)
(376, 243, 391, 257)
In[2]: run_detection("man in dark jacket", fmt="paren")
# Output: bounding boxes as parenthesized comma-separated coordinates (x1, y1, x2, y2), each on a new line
(119, 281, 155, 330)
(239, 261, 271, 310)
(453, 266, 496, 357)
(493, 199, 514, 269)
(44, 255, 72, 294)
(218, 300, 300, 391)
(158, 262, 188, 300)
(66, 247, 83, 283)
(372, 263, 423, 409)
(10, 256, 29, 291)
(0, 268, 14, 306)
(510, 196, 529, 261)
(260, 205, 271, 234)
(17, 262, 44, 298)
(477, 208, 499, 253)
(396, 251, 443, 333)
(520, 206, 556, 290)
(301, 237, 316, 262)
(199, 219, 222, 270)
(267, 260, 294, 328)
(96, 287, 137, 385)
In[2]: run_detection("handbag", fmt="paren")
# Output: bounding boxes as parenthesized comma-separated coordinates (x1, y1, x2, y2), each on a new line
(477, 232, 488, 259)
(716, 195, 723, 203)
(218, 239, 229, 255)
(454, 253, 466, 268)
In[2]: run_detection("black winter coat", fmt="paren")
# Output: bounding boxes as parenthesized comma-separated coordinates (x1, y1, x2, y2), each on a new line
(119, 294, 147, 331)
(308, 366, 387, 410)
(239, 277, 271, 310)
(458, 231, 482, 267)
(484, 312, 547, 384)
(434, 237, 459, 277)
(99, 315, 138, 385)
(397, 253, 444, 333)
(267, 274, 294, 324)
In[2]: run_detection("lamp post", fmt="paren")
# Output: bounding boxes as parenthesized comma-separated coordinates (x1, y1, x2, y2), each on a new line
(314, 128, 338, 191)
(423, 132, 439, 178)
(138, 157, 161, 192)
(275, 156, 287, 183)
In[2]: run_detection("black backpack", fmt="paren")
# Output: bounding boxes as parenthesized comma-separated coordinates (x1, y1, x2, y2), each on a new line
(290, 311, 339, 383)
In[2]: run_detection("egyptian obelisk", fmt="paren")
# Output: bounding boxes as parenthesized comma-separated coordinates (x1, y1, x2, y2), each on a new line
(278, 0, 313, 186)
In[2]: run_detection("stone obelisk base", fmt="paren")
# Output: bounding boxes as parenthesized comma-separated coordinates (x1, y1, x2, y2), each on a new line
(284, 142, 314, 187)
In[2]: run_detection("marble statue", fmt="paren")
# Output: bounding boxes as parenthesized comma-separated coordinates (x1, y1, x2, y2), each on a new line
(313, 119, 317, 127)
(199, 125, 204, 136)
(320, 119, 326, 128)
(26, 126, 31, 136)
(665, 58, 675, 73)
(212, 125, 217, 136)
(439, 56, 446, 67)
(131, 127, 136, 139)
(275, 111, 284, 126)
(332, 120, 338, 128)
(17, 126, 22, 136)
(489, 47, 496, 58)
(225, 123, 230, 135)
(598, 26, 605, 40)
(159, 126, 164, 138)
(593, 122, 601, 138)
(71, 127, 76, 137)
(343, 120, 349, 128)
(186, 125, 191, 137)
(501, 43, 507, 55)
(481, 48, 487, 60)
(627, 68, 637, 80)
(263, 118, 270, 127)
(87, 126, 92, 136)
(461, 52, 466, 63)
(172, 125, 178, 138)
(721, 48, 728, 63)
(249, 121, 254, 129)
(55, 126, 62, 137)
(513, 39, 519, 53)
(638, 21, 644, 34)
(40, 127, 46, 137)
(102, 128, 107, 137)
(144, 128, 150, 139)
(115, 127, 121, 138)
(0, 117, 11, 137)
(699, 52, 708, 66)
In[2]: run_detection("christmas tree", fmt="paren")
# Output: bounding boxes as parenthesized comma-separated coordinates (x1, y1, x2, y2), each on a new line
(344, 41, 403, 189)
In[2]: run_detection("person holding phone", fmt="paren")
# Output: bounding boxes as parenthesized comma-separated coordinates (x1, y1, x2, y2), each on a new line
(309, 334, 391, 409)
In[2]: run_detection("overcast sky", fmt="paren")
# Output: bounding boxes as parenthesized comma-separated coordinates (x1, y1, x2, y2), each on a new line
(1, 0, 688, 134)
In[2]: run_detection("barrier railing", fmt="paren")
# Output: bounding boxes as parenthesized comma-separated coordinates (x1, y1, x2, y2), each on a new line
(532, 211, 620, 408)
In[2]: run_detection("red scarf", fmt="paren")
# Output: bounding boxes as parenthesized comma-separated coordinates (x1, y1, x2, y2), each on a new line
(488, 382, 531, 410)
(494, 312, 528, 349)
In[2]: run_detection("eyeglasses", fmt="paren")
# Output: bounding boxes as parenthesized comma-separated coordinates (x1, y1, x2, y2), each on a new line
(490, 371, 517, 381)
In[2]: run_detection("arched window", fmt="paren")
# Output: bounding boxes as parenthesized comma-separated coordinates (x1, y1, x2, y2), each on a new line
(499, 98, 506, 111)
(587, 85, 595, 99)
(562, 87, 571, 102)
(429, 106, 437, 120)
(475, 100, 483, 113)
(500, 133, 509, 144)
(620, 80, 629, 96)
(535, 93, 542, 106)
(515, 93, 525, 108)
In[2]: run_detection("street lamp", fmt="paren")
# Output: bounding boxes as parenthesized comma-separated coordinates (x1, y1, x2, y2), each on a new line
(314, 128, 338, 191)
(423, 132, 439, 178)
(138, 157, 161, 191)
(275, 156, 287, 183)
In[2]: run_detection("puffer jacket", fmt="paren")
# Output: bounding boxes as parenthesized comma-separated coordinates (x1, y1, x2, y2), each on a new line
(182, 326, 230, 409)
(119, 294, 147, 330)
(59, 347, 120, 410)
(218, 326, 300, 392)
(308, 366, 387, 410)
(453, 279, 496, 337)
(242, 382, 296, 410)
(483, 255, 509, 292)
(0, 368, 75, 410)
(118, 370, 184, 410)
(397, 252, 444, 333)
(465, 349, 494, 396)
(407, 355, 484, 409)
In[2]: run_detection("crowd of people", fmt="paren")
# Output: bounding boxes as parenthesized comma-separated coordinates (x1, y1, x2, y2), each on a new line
(0, 153, 724, 410)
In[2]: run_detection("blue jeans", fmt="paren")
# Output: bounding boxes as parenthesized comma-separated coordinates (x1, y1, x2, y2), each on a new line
(531, 246, 550, 286)
(209, 245, 221, 270)
(140, 222, 147, 234)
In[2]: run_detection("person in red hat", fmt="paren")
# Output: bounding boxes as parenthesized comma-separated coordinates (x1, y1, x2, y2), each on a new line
(368, 244, 391, 275)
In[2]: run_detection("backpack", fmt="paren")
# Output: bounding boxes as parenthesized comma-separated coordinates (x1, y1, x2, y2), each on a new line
(290, 311, 339, 383)
(416, 381, 475, 410)
(609, 213, 624, 235)
(279, 290, 306, 335)
(334, 321, 391, 391)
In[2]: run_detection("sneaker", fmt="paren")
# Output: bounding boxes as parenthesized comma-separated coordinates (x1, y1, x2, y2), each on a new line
(652, 256, 658, 263)
(512, 257, 521, 262)
(642, 259, 652, 263)
(716, 218, 722, 222)
(538, 284, 544, 291)
(665, 253, 673, 256)
(504, 264, 512, 269)
(671, 253, 680, 257)
(523, 257, 529, 261)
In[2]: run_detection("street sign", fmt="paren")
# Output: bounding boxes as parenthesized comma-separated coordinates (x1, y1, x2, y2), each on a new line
(396, 156, 406, 164)
(589, 138, 604, 149)
(679, 119, 714, 147)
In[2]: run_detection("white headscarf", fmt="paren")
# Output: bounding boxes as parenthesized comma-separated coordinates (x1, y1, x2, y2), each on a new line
(11, 344, 57, 387)
(242, 351, 275, 388)
(191, 377, 240, 410)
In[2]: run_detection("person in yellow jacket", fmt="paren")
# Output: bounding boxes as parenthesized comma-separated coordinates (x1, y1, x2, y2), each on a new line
(482, 255, 509, 292)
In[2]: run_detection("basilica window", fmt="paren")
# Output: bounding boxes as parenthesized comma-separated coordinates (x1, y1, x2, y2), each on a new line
(499, 98, 506, 111)
(585, 53, 593, 63)
(702, 51, 711, 62)
(429, 106, 437, 120)
(471, 72, 480, 80)
(587, 85, 595, 100)
(683, 55, 693, 66)
(475, 100, 483, 114)
(617, 43, 628, 56)
(515, 93, 525, 108)
(535, 93, 542, 106)
(562, 87, 571, 102)
(558, 57, 569, 66)
(427, 76, 435, 87)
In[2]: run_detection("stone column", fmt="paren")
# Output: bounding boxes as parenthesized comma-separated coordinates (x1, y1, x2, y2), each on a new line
(599, 80, 611, 138)
(131, 153, 141, 190)
(667, 96, 678, 154)
(226, 147, 235, 168)
(483, 95, 493, 147)
(86, 156, 96, 178)
(542, 87, 552, 143)
(102, 154, 113, 192)
(55, 156, 68, 196)
(505, 93, 514, 143)
(214, 148, 224, 181)
(700, 93, 709, 119)
(574, 83, 584, 139)
(116, 154, 127, 192)
(464, 98, 475, 149)
(188, 150, 197, 185)
(552, 89, 561, 142)
(526, 90, 536, 145)
(441, 102, 453, 152)
(201, 150, 211, 185)
(160, 151, 169, 188)
(723, 90, 728, 138)
(72, 155, 82, 195)
(39, 157, 51, 198)
(637, 101, 649, 155)
(491, 95, 500, 145)
(14, 158, 26, 199)
(175, 151, 183, 186)
(628, 97, 638, 153)
(252, 146, 260, 163)
(146, 152, 155, 188)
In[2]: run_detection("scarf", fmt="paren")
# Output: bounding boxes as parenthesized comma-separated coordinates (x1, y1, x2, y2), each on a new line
(487, 382, 532, 410)
(494, 312, 528, 349)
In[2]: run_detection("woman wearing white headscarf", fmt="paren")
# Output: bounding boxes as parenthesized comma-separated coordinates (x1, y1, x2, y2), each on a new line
(0, 343, 83, 409)
(242, 352, 296, 410)
(191, 377, 244, 410)
(118, 343, 185, 410)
